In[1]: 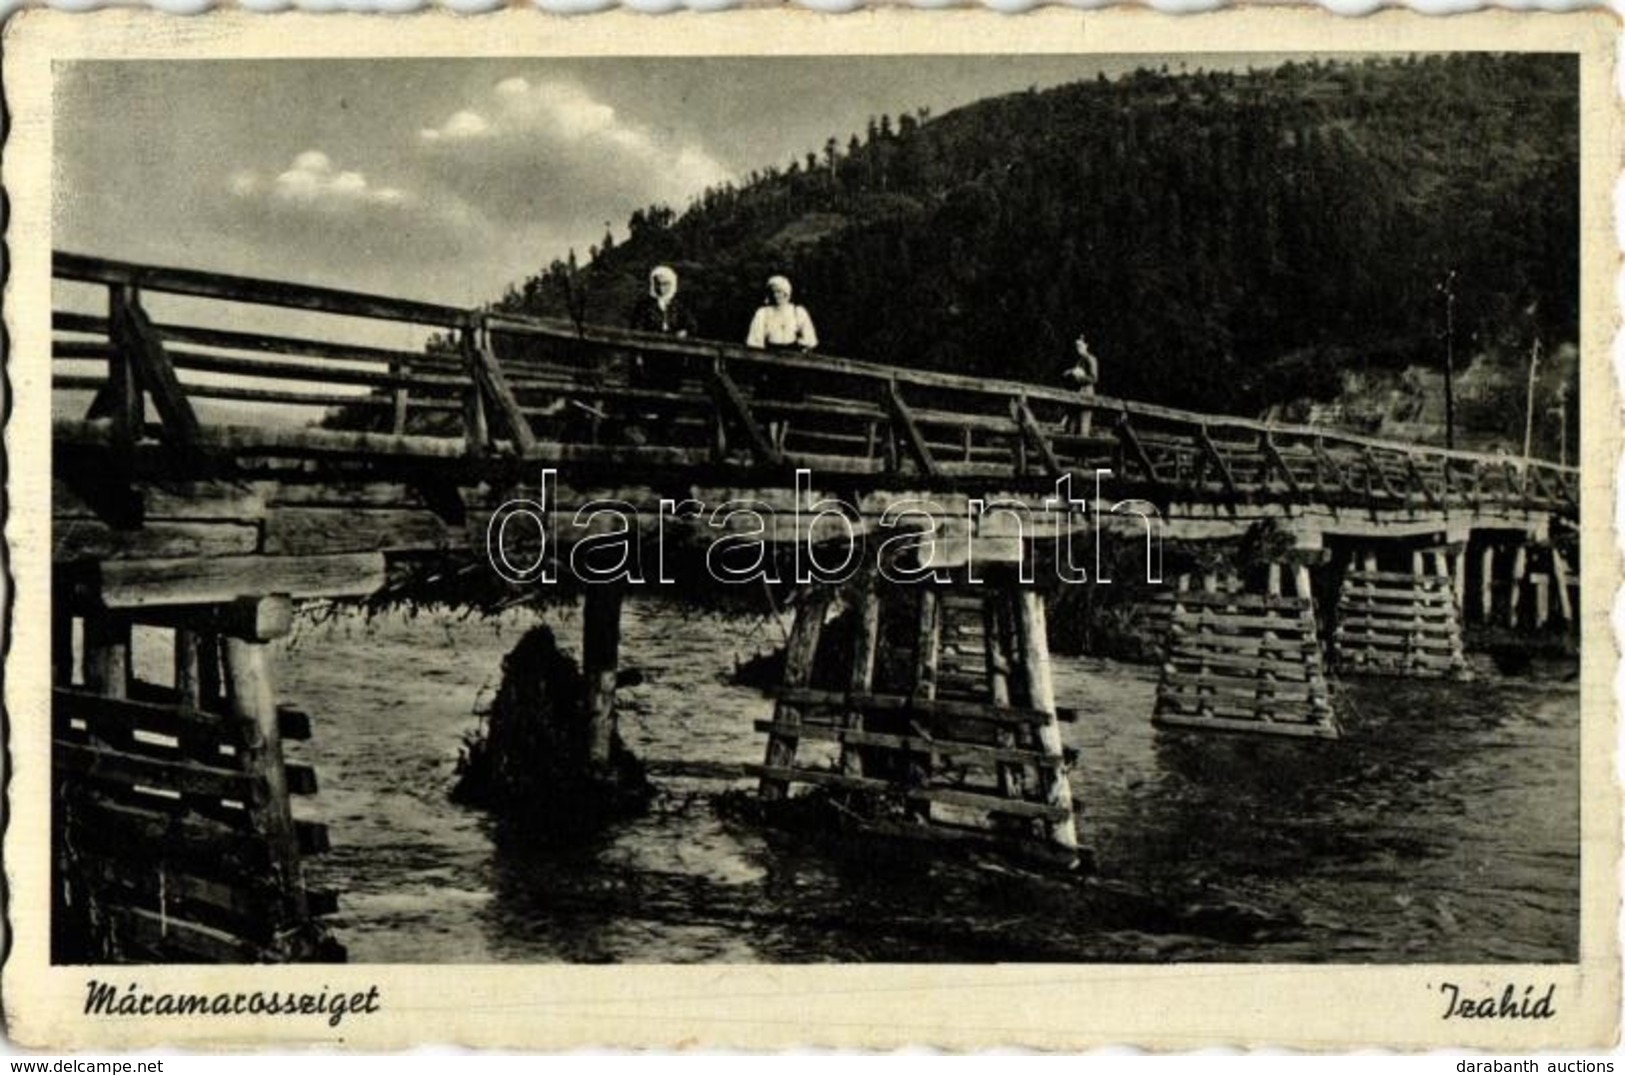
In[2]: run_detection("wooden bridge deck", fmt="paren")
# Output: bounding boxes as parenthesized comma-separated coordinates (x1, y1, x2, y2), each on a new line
(51, 250, 1577, 594)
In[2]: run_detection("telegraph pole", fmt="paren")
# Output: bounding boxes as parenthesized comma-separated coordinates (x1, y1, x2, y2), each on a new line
(1523, 336, 1542, 462)
(1554, 380, 1569, 467)
(1438, 270, 1457, 450)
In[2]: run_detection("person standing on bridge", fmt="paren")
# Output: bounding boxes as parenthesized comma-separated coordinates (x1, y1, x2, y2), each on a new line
(1061, 330, 1100, 435)
(746, 275, 819, 450)
(622, 265, 699, 446)
(746, 275, 818, 352)
(628, 265, 698, 394)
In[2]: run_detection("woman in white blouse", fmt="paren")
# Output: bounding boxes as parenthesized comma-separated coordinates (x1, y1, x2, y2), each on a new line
(745, 275, 818, 352)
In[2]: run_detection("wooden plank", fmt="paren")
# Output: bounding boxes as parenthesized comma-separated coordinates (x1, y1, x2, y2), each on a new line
(54, 340, 113, 360)
(284, 763, 319, 796)
(1332, 630, 1461, 653)
(54, 688, 262, 751)
(1114, 415, 1163, 489)
(223, 638, 307, 926)
(884, 382, 940, 477)
(709, 362, 781, 466)
(1164, 651, 1323, 679)
(775, 687, 1066, 726)
(1153, 711, 1338, 739)
(114, 295, 202, 444)
(1260, 433, 1302, 494)
(1334, 612, 1457, 632)
(262, 507, 464, 556)
(1156, 690, 1333, 720)
(753, 720, 1060, 768)
(1012, 587, 1079, 855)
(267, 481, 428, 509)
(1195, 425, 1239, 500)
(1552, 548, 1575, 624)
(1158, 676, 1322, 704)
(1165, 633, 1321, 657)
(167, 348, 404, 388)
(307, 889, 341, 917)
(1012, 399, 1063, 477)
(914, 587, 941, 702)
(54, 518, 259, 562)
(296, 820, 332, 855)
(981, 590, 1028, 802)
(392, 360, 412, 435)
(55, 715, 251, 774)
(1169, 610, 1320, 633)
(1343, 569, 1454, 586)
(582, 583, 623, 768)
(123, 596, 295, 643)
(842, 578, 881, 778)
(745, 764, 1072, 821)
(471, 327, 539, 456)
(759, 587, 834, 801)
(54, 310, 111, 336)
(1164, 590, 1313, 613)
(82, 613, 132, 700)
(909, 405, 1037, 437)
(89, 287, 145, 445)
(56, 250, 465, 327)
(60, 791, 269, 870)
(1338, 585, 1455, 606)
(54, 739, 266, 804)
(73, 856, 290, 942)
(150, 318, 436, 369)
(276, 705, 313, 741)
(1405, 454, 1444, 510)
(101, 904, 270, 963)
(96, 552, 386, 608)
(54, 478, 268, 522)
(182, 381, 388, 410)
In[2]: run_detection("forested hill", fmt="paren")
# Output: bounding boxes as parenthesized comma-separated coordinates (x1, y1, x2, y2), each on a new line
(492, 53, 1577, 421)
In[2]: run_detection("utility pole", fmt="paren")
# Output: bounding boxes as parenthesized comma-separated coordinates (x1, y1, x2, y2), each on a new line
(1522, 336, 1542, 462)
(1553, 381, 1569, 467)
(1438, 269, 1457, 450)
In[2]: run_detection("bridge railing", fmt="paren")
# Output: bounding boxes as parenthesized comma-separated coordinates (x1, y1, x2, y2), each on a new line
(51, 250, 1577, 516)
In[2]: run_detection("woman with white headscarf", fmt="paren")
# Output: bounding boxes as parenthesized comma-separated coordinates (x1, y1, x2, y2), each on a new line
(745, 275, 818, 450)
(745, 275, 818, 352)
(628, 264, 698, 395)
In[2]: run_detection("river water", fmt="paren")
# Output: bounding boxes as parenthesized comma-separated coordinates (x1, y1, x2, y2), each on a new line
(274, 599, 1578, 964)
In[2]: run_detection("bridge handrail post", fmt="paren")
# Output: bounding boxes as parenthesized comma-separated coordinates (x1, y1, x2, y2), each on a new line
(97, 284, 146, 448)
(458, 314, 490, 457)
(391, 356, 412, 436)
(466, 313, 538, 457)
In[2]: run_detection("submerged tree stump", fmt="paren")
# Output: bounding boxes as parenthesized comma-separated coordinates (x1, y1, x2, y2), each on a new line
(452, 622, 651, 833)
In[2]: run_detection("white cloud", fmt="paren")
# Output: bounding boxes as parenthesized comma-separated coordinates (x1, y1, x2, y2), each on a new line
(230, 149, 422, 214)
(416, 77, 730, 222)
(424, 110, 492, 142)
(216, 147, 494, 277)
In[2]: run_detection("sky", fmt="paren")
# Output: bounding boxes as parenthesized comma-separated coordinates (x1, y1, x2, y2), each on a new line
(53, 54, 1308, 309)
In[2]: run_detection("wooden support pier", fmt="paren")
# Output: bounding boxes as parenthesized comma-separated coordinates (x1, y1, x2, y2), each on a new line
(1153, 565, 1337, 738)
(52, 599, 340, 963)
(1332, 546, 1469, 679)
(751, 577, 1080, 866)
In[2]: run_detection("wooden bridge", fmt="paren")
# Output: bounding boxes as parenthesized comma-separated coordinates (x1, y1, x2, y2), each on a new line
(47, 252, 1579, 963)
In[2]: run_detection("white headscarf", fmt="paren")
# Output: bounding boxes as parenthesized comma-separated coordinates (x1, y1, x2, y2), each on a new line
(649, 265, 679, 309)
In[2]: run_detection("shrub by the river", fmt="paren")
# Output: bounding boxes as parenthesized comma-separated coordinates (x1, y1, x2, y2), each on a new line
(452, 624, 652, 833)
